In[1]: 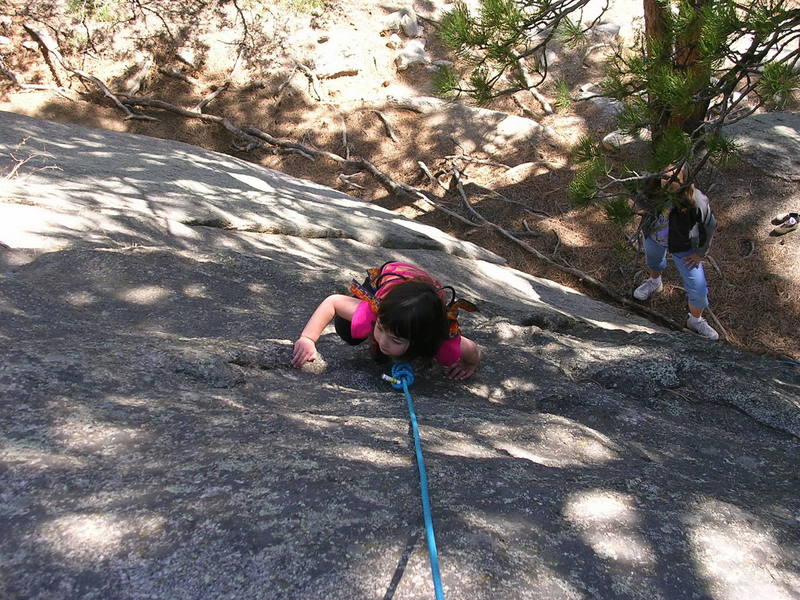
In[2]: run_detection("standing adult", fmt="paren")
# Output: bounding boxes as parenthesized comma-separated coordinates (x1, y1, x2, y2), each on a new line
(633, 164, 719, 340)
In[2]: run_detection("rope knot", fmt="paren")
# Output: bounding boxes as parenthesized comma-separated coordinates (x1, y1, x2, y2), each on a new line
(381, 362, 415, 389)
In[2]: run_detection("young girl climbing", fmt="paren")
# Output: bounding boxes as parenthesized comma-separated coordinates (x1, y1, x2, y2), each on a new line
(291, 261, 482, 380)
(633, 164, 719, 340)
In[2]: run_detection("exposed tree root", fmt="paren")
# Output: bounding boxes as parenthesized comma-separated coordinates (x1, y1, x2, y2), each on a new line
(371, 110, 398, 142)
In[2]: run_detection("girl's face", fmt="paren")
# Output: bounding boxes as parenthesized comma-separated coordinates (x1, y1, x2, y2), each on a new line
(374, 320, 410, 357)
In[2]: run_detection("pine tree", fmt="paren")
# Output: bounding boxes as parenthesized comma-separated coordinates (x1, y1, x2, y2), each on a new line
(438, 0, 800, 225)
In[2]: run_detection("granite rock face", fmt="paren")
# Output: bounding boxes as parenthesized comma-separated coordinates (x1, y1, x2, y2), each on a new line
(1, 111, 798, 600)
(724, 112, 800, 181)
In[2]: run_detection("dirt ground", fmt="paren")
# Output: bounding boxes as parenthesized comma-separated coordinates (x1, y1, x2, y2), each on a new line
(1, 0, 799, 361)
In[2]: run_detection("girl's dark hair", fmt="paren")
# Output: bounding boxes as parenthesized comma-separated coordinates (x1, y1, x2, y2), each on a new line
(377, 279, 449, 360)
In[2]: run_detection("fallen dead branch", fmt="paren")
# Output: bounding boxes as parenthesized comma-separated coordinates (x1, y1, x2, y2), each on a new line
(121, 95, 314, 158)
(0, 57, 75, 99)
(459, 179, 552, 218)
(340, 115, 350, 160)
(552, 229, 561, 256)
(338, 173, 365, 190)
(23, 22, 157, 122)
(158, 66, 200, 87)
(111, 95, 480, 225)
(445, 154, 511, 169)
(2, 138, 62, 181)
(511, 94, 536, 118)
(195, 83, 230, 113)
(417, 161, 436, 185)
(274, 65, 298, 99)
(706, 307, 735, 343)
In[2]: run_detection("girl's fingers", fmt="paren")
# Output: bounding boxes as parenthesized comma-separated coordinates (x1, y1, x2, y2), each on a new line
(291, 341, 316, 367)
(445, 362, 476, 380)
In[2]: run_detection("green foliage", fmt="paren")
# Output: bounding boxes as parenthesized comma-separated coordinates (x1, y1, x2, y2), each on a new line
(746, 0, 784, 38)
(568, 168, 599, 207)
(280, 0, 325, 12)
(469, 67, 494, 105)
(441, 0, 800, 229)
(602, 49, 648, 101)
(649, 126, 691, 171)
(555, 17, 587, 49)
(433, 66, 461, 100)
(705, 132, 740, 168)
(699, 1, 739, 60)
(553, 78, 572, 111)
(759, 62, 800, 109)
(571, 135, 602, 164)
(440, 2, 478, 52)
(647, 65, 696, 118)
(604, 196, 634, 225)
(67, 0, 120, 21)
(568, 158, 606, 207)
(479, 0, 523, 36)
(617, 96, 650, 134)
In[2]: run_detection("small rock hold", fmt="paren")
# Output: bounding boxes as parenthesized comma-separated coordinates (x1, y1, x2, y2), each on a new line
(383, 8, 422, 37)
(395, 39, 430, 70)
(300, 355, 328, 375)
(591, 22, 621, 41)
(175, 50, 197, 69)
(386, 33, 402, 50)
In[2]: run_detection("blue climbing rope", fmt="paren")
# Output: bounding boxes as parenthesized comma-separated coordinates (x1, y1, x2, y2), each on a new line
(382, 362, 445, 600)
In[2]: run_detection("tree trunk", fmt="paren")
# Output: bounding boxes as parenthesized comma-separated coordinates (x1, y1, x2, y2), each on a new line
(643, 0, 712, 143)
(670, 0, 712, 137)
(643, 0, 672, 142)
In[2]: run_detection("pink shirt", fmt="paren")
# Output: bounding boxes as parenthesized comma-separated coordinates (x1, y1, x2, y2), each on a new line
(350, 262, 463, 366)
(350, 301, 462, 365)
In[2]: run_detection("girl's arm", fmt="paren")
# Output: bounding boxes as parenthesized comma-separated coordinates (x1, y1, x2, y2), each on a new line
(443, 335, 482, 380)
(291, 294, 361, 368)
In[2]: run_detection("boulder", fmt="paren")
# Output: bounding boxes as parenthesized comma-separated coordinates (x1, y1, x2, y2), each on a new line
(386, 96, 558, 155)
(577, 84, 625, 119)
(1, 110, 798, 600)
(724, 112, 800, 181)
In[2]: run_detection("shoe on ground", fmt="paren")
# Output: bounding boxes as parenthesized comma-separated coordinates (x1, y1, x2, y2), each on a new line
(633, 277, 663, 300)
(771, 215, 798, 236)
(687, 314, 719, 340)
(771, 211, 799, 226)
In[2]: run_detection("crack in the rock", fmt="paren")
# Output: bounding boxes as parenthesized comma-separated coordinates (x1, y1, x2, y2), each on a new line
(182, 218, 350, 240)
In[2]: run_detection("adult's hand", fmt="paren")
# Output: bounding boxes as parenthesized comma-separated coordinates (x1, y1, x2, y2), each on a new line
(682, 252, 704, 269)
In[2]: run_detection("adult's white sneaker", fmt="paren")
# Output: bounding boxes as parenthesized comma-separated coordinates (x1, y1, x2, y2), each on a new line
(633, 277, 663, 300)
(687, 315, 719, 340)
